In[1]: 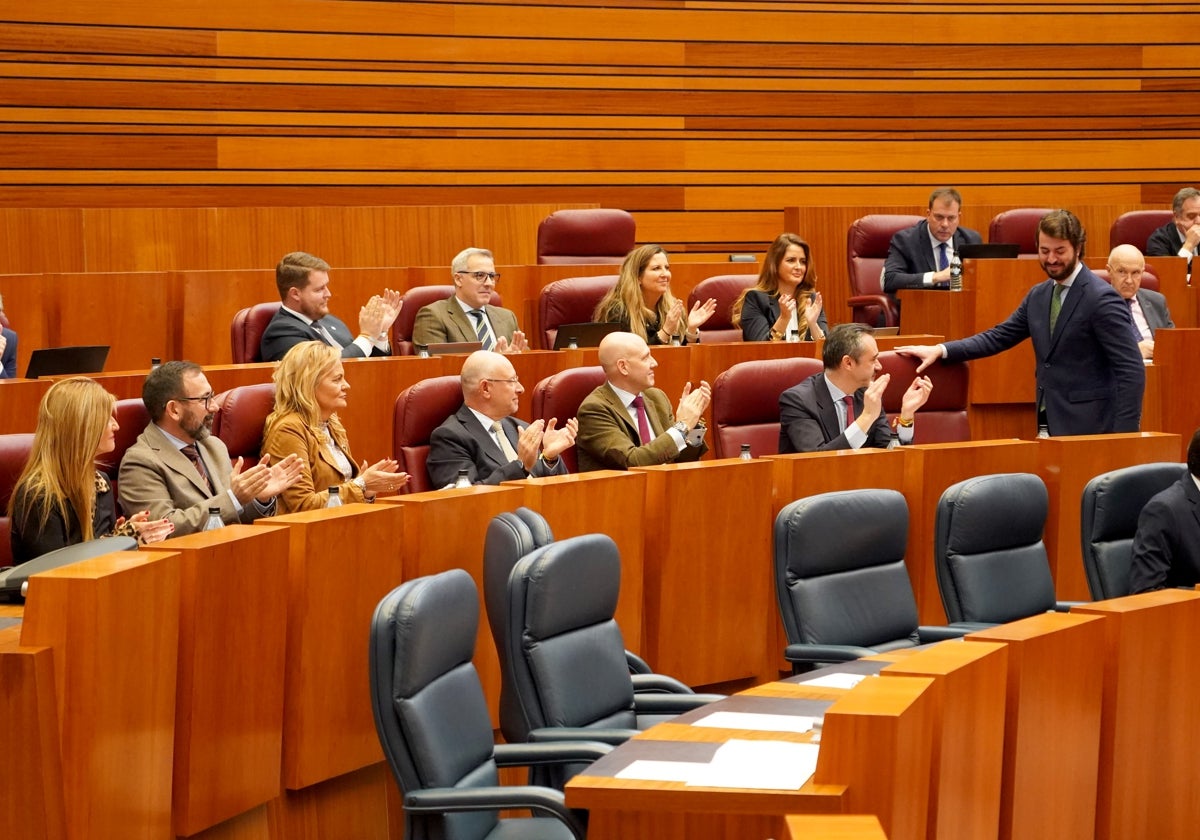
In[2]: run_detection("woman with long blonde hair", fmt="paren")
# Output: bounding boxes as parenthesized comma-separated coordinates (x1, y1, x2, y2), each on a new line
(262, 341, 408, 512)
(732, 233, 827, 341)
(593, 244, 717, 345)
(9, 377, 172, 564)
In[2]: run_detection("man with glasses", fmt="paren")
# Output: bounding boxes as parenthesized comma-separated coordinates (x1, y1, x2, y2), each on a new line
(119, 361, 303, 535)
(412, 247, 528, 353)
(427, 350, 575, 487)
(1106, 244, 1174, 361)
(882, 187, 983, 314)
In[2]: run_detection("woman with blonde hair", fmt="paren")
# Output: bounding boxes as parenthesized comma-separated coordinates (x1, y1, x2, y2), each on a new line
(732, 233, 827, 342)
(262, 341, 408, 512)
(593, 244, 717, 345)
(9, 377, 173, 564)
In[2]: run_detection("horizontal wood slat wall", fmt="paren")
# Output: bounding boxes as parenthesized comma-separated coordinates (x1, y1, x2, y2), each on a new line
(1, 1, 1198, 263)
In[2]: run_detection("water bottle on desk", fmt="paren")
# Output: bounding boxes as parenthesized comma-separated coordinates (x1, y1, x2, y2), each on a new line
(325, 486, 342, 508)
(454, 469, 471, 489)
(202, 506, 223, 531)
(949, 252, 963, 291)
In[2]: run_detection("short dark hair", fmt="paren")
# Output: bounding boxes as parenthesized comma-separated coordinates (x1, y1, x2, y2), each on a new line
(822, 323, 874, 370)
(143, 360, 203, 422)
(275, 251, 330, 300)
(1188, 427, 1200, 478)
(928, 188, 963, 209)
(1038, 209, 1086, 255)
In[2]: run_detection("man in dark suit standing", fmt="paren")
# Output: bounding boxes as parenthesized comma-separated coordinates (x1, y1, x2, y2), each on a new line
(575, 332, 709, 471)
(0, 291, 15, 379)
(1145, 186, 1200, 264)
(901, 210, 1146, 437)
(412, 247, 528, 353)
(259, 251, 402, 362)
(1129, 428, 1200, 593)
(883, 187, 983, 312)
(1106, 244, 1174, 361)
(427, 350, 576, 487)
(779, 323, 933, 453)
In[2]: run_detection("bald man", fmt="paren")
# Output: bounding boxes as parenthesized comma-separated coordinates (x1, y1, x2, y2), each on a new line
(426, 350, 576, 487)
(575, 332, 709, 471)
(1107, 244, 1174, 361)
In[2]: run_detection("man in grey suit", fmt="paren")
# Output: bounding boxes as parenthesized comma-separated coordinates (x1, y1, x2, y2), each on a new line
(883, 187, 983, 312)
(1107, 244, 1174, 361)
(427, 350, 576, 487)
(118, 361, 302, 536)
(412, 247, 528, 353)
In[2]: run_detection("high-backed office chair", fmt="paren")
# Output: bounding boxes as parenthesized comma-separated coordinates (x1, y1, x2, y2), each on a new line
(877, 353, 971, 443)
(392, 285, 505, 356)
(1091, 267, 1160, 293)
(536, 209, 636, 265)
(1109, 210, 1173, 252)
(536, 275, 619, 350)
(846, 214, 922, 327)
(1080, 462, 1185, 600)
(988, 208, 1054, 255)
(0, 433, 35, 569)
(934, 473, 1072, 625)
(369, 569, 602, 840)
(774, 489, 964, 671)
(102, 397, 151, 479)
(686, 275, 756, 343)
(230, 302, 280, 364)
(709, 356, 824, 459)
(530, 367, 606, 473)
(212, 383, 276, 463)
(392, 375, 463, 493)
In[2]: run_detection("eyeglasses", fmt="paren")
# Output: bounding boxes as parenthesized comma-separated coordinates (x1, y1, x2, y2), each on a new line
(483, 377, 520, 386)
(175, 392, 216, 408)
(456, 270, 501, 283)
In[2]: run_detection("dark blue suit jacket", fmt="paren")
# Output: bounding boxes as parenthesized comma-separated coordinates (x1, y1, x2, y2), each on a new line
(883, 221, 982, 303)
(1129, 474, 1200, 593)
(259, 308, 387, 363)
(778, 372, 893, 453)
(1, 327, 16, 379)
(944, 265, 1145, 436)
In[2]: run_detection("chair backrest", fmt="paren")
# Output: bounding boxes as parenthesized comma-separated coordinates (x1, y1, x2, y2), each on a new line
(1091, 267, 1160, 293)
(0, 433, 35, 569)
(530, 367, 606, 473)
(102, 397, 151, 481)
(392, 375, 463, 493)
(934, 473, 1055, 624)
(1109, 210, 1173, 252)
(392, 285, 504, 356)
(536, 275, 619, 350)
(1080, 462, 1185, 600)
(505, 534, 637, 732)
(536, 209, 636, 265)
(877, 352, 970, 443)
(710, 356, 824, 459)
(988, 208, 1054, 255)
(774, 489, 921, 651)
(847, 215, 922, 327)
(230, 302, 280, 364)
(483, 508, 556, 742)
(687, 274, 756, 343)
(212, 383, 276, 463)
(369, 569, 503, 840)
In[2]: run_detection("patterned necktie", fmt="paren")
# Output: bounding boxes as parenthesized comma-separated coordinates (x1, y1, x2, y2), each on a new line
(1127, 298, 1143, 341)
(937, 242, 949, 271)
(181, 443, 213, 493)
(631, 394, 653, 444)
(313, 320, 339, 348)
(842, 395, 856, 431)
(491, 421, 519, 463)
(469, 310, 494, 351)
(1049, 283, 1065, 335)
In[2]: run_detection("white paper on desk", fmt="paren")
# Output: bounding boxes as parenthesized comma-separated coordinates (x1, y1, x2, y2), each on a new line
(801, 672, 867, 690)
(687, 739, 819, 790)
(616, 759, 712, 783)
(693, 711, 815, 734)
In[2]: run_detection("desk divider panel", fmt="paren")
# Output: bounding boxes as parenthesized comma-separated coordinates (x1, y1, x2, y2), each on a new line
(784, 815, 889, 840)
(1149, 328, 1200, 462)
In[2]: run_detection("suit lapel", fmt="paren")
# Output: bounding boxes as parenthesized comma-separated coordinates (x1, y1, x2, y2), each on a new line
(458, 405, 505, 466)
(448, 304, 476, 343)
(601, 384, 641, 443)
(811, 376, 842, 440)
(147, 425, 213, 496)
(1046, 269, 1089, 356)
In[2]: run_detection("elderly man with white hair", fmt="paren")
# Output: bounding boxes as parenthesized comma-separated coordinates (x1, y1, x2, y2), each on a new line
(1106, 243, 1174, 361)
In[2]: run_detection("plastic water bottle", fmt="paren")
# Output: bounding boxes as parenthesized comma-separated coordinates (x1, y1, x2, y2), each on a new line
(567, 336, 578, 350)
(949, 253, 963, 291)
(202, 506, 223, 531)
(150, 357, 162, 370)
(416, 344, 430, 358)
(739, 443, 753, 460)
(454, 469, 471, 489)
(787, 329, 800, 343)
(325, 486, 343, 508)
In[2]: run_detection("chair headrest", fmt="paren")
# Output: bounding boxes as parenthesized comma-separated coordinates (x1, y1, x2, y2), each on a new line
(390, 569, 480, 696)
(940, 473, 1047, 554)
(515, 534, 621, 638)
(776, 489, 908, 577)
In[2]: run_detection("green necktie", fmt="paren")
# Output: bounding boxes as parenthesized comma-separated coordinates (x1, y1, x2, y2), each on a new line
(1049, 283, 1065, 335)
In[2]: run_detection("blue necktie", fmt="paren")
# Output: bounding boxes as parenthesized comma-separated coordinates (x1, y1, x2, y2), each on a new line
(937, 242, 949, 271)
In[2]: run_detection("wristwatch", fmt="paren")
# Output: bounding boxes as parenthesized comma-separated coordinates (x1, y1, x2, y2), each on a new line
(672, 421, 689, 435)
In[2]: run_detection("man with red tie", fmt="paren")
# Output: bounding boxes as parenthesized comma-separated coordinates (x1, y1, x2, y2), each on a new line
(575, 331, 709, 471)
(779, 323, 932, 453)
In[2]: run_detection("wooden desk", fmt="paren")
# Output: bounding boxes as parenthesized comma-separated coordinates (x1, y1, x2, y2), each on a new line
(784, 815, 888, 839)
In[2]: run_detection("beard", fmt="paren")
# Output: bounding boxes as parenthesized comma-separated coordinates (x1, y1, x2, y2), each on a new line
(182, 412, 214, 441)
(1041, 255, 1078, 282)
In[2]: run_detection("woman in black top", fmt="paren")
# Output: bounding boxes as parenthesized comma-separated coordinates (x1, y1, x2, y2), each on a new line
(732, 233, 828, 342)
(594, 244, 717, 345)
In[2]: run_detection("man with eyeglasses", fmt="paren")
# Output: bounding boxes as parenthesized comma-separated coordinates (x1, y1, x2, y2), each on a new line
(427, 351, 576, 487)
(882, 188, 983, 315)
(412, 247, 529, 353)
(119, 361, 303, 535)
(1106, 244, 1174, 361)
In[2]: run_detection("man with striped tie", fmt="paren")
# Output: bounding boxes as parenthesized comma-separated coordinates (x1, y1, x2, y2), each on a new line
(412, 247, 529, 353)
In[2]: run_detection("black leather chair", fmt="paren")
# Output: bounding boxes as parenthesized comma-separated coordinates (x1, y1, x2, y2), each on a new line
(369, 569, 606, 840)
(1080, 462, 1185, 600)
(774, 489, 965, 670)
(934, 473, 1072, 625)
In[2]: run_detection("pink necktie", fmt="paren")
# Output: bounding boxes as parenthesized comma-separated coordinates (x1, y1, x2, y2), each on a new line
(842, 395, 855, 430)
(631, 394, 653, 444)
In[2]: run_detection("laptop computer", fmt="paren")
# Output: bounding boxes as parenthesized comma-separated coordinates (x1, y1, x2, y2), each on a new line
(420, 341, 483, 356)
(958, 243, 1021, 260)
(24, 345, 110, 379)
(552, 322, 623, 350)
(873, 326, 900, 337)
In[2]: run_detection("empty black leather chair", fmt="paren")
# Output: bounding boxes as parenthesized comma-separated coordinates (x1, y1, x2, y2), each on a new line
(774, 489, 964, 670)
(935, 473, 1072, 624)
(1080, 462, 1185, 600)
(369, 569, 606, 840)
